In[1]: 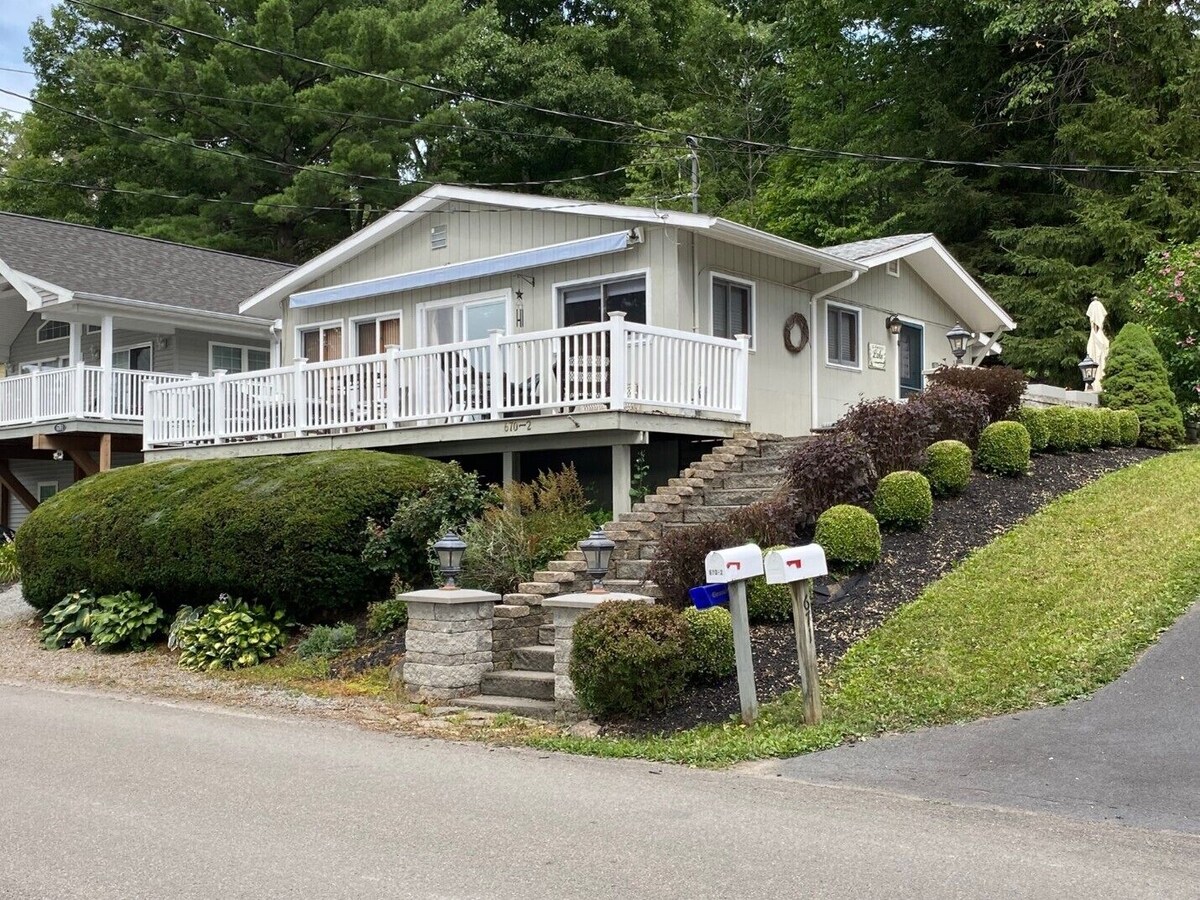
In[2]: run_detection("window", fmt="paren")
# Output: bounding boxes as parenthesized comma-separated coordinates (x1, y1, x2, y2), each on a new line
(711, 276, 753, 343)
(113, 345, 152, 371)
(827, 303, 860, 368)
(19, 358, 67, 374)
(354, 316, 402, 355)
(210, 343, 272, 374)
(886, 259, 901, 278)
(299, 324, 343, 362)
(85, 324, 101, 335)
(560, 275, 647, 326)
(37, 482, 58, 503)
(36, 320, 70, 342)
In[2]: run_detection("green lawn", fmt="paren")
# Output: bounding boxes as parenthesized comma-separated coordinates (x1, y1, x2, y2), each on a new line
(530, 450, 1200, 766)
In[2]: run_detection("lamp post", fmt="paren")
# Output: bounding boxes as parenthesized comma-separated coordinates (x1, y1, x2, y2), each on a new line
(946, 323, 971, 365)
(579, 530, 616, 593)
(1079, 355, 1099, 391)
(433, 531, 467, 590)
(885, 314, 903, 336)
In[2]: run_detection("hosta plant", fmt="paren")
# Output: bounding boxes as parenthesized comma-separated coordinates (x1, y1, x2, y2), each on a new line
(40, 590, 99, 649)
(174, 596, 287, 671)
(89, 591, 166, 652)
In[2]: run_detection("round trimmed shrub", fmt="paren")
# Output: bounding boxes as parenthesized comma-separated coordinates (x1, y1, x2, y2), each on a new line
(873, 471, 933, 530)
(1115, 409, 1141, 447)
(1098, 407, 1122, 447)
(1043, 406, 1080, 453)
(1073, 407, 1103, 449)
(682, 606, 735, 682)
(1018, 407, 1050, 453)
(977, 421, 1031, 476)
(570, 601, 692, 718)
(921, 441, 972, 497)
(16, 451, 446, 616)
(814, 505, 881, 569)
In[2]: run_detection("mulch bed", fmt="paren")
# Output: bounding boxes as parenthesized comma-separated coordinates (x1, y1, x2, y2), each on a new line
(604, 446, 1162, 737)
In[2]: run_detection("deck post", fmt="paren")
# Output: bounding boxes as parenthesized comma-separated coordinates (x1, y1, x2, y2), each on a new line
(99, 314, 114, 420)
(608, 311, 627, 411)
(73, 361, 87, 418)
(68, 322, 83, 366)
(385, 345, 401, 427)
(292, 357, 308, 437)
(488, 328, 503, 420)
(734, 333, 751, 422)
(611, 443, 632, 518)
(212, 370, 227, 444)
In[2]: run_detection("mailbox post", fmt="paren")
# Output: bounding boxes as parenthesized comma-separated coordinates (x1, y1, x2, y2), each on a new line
(704, 543, 764, 725)
(764, 544, 828, 725)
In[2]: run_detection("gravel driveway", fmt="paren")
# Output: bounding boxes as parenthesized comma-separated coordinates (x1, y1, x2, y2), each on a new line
(0, 584, 34, 624)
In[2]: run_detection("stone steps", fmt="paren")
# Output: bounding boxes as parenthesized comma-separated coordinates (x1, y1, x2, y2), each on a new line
(513, 644, 555, 673)
(539, 624, 555, 645)
(481, 669, 555, 701)
(448, 695, 556, 721)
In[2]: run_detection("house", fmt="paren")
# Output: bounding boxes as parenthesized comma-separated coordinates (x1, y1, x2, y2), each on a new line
(0, 212, 291, 527)
(141, 186, 1015, 514)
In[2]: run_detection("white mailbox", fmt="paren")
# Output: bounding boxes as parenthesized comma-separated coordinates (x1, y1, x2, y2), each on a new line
(764, 544, 829, 584)
(705, 543, 764, 584)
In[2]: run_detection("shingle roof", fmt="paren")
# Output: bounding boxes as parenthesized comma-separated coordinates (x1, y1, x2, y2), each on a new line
(0, 212, 293, 314)
(822, 234, 933, 261)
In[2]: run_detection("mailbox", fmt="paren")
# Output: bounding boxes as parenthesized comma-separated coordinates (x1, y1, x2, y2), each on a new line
(689, 583, 730, 610)
(764, 544, 828, 584)
(704, 543, 764, 584)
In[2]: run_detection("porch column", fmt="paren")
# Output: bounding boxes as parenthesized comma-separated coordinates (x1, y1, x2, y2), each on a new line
(270, 319, 283, 367)
(67, 322, 83, 366)
(612, 444, 632, 518)
(99, 315, 114, 419)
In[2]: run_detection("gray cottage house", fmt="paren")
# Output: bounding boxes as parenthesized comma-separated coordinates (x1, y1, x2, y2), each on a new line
(0, 213, 290, 527)
(142, 186, 1015, 515)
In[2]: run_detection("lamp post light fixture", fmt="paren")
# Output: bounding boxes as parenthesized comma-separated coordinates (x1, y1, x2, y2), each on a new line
(433, 531, 467, 590)
(580, 529, 616, 593)
(946, 323, 972, 365)
(1079, 354, 1099, 390)
(885, 314, 903, 336)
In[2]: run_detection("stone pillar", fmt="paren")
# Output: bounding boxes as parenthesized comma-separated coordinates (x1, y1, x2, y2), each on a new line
(543, 592, 652, 723)
(397, 588, 499, 702)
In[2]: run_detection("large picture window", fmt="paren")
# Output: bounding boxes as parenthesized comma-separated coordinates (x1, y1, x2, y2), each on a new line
(560, 275, 646, 326)
(711, 276, 753, 343)
(827, 303, 860, 369)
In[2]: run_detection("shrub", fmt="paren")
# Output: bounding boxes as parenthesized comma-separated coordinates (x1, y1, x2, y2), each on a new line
(1018, 407, 1050, 452)
(1100, 323, 1186, 449)
(362, 463, 488, 587)
(40, 590, 98, 649)
(1115, 409, 1141, 447)
(0, 540, 19, 583)
(175, 597, 288, 671)
(746, 545, 792, 623)
(922, 440, 972, 497)
(367, 598, 408, 636)
(89, 591, 165, 652)
(977, 421, 1032, 476)
(784, 431, 878, 525)
(16, 451, 447, 617)
(1099, 408, 1122, 447)
(681, 606, 735, 682)
(296, 623, 357, 660)
(814, 505, 881, 569)
(833, 397, 933, 477)
(1073, 408, 1103, 450)
(1130, 244, 1200, 424)
(873, 471, 933, 530)
(460, 467, 594, 594)
(915, 385, 991, 448)
(927, 364, 1029, 422)
(1043, 406, 1080, 452)
(569, 602, 692, 717)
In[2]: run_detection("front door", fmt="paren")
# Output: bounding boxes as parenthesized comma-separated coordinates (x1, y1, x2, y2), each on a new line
(899, 323, 923, 398)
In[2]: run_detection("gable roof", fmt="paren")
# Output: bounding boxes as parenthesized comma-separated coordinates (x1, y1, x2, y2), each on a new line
(240, 185, 865, 316)
(824, 233, 1016, 334)
(0, 212, 292, 315)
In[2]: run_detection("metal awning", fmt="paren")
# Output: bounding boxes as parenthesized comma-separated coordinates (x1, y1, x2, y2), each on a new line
(290, 229, 642, 309)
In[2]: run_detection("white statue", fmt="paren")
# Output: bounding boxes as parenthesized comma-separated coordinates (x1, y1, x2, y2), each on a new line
(1086, 299, 1110, 392)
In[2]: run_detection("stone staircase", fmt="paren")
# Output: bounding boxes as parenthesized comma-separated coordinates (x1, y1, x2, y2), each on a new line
(451, 431, 808, 719)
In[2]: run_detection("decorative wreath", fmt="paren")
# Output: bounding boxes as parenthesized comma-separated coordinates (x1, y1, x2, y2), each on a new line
(783, 312, 810, 354)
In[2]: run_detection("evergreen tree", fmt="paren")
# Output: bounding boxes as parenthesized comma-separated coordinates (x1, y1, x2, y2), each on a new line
(1100, 323, 1186, 450)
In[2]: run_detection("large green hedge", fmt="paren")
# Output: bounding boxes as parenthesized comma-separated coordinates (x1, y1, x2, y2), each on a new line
(1100, 323, 1186, 450)
(17, 451, 445, 616)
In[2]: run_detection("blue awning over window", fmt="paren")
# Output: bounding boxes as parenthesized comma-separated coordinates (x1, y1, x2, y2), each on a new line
(290, 229, 640, 309)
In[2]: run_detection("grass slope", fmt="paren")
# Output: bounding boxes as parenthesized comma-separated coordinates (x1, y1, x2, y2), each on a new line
(534, 450, 1200, 766)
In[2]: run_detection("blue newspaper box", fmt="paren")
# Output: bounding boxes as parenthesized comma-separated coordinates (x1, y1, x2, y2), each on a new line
(689, 583, 730, 610)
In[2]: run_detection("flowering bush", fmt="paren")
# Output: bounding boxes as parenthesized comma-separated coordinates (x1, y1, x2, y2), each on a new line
(1133, 244, 1200, 425)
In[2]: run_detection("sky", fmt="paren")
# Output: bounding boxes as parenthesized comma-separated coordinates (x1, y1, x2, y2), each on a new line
(0, 0, 56, 115)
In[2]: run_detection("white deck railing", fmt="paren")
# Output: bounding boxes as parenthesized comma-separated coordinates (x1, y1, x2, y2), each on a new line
(144, 314, 750, 448)
(0, 364, 191, 427)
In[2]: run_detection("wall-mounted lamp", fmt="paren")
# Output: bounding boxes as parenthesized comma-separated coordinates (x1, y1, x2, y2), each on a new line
(154, 335, 171, 351)
(52, 449, 64, 462)
(885, 315, 903, 336)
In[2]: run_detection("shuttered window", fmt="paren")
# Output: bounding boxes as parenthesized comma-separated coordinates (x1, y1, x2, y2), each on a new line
(712, 277, 753, 343)
(827, 305, 860, 367)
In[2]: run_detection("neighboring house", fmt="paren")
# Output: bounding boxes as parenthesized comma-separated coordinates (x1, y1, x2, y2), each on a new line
(0, 213, 291, 527)
(141, 186, 1015, 515)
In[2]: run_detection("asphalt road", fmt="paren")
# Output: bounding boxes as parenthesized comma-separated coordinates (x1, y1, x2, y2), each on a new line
(1, 684, 1198, 899)
(761, 601, 1200, 835)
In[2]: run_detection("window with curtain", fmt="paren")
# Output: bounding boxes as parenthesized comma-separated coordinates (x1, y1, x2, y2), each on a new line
(827, 305, 860, 367)
(712, 277, 753, 342)
(300, 325, 343, 362)
(355, 316, 401, 354)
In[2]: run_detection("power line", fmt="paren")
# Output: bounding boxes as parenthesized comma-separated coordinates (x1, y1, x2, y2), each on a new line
(63, 0, 1200, 178)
